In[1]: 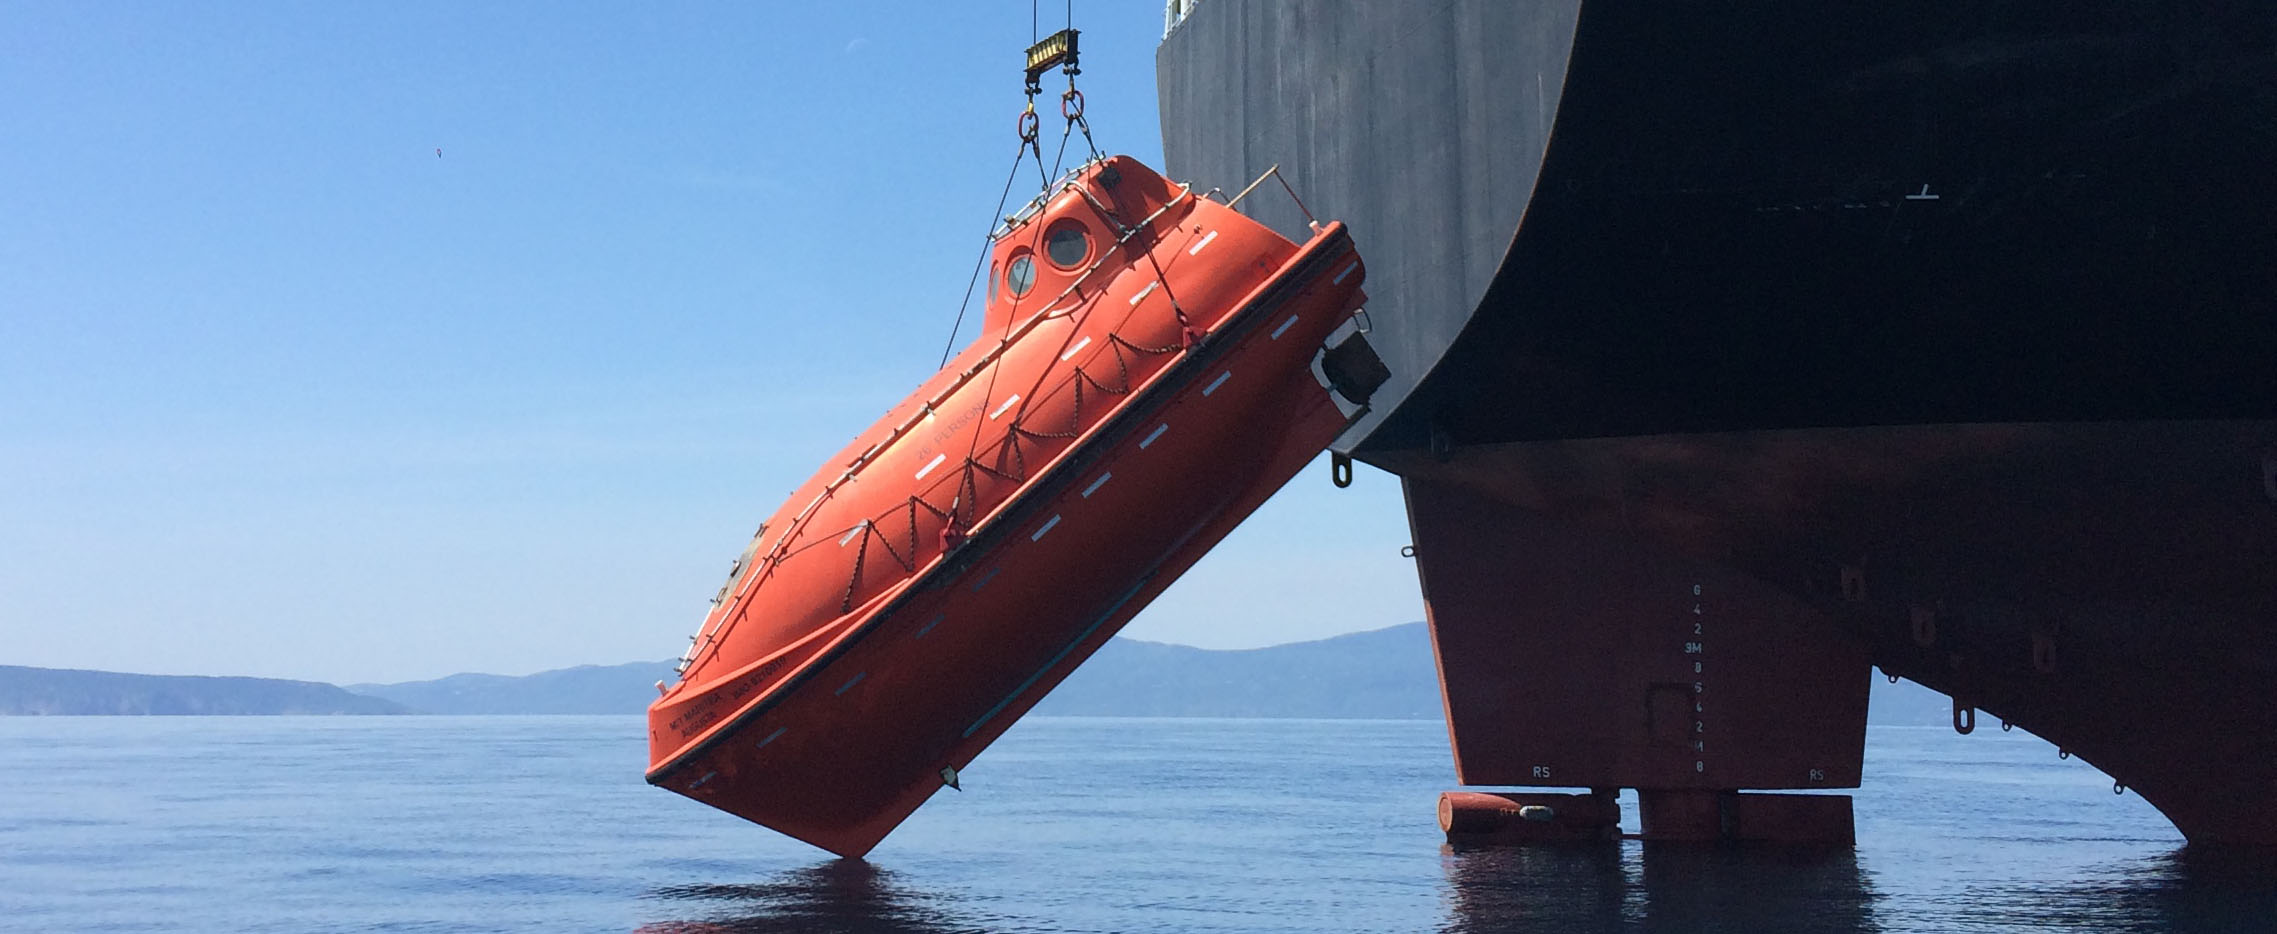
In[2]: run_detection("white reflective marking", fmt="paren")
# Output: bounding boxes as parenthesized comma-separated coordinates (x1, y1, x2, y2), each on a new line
(835, 672, 866, 695)
(1081, 472, 1111, 498)
(1333, 261, 1358, 284)
(1031, 514, 1062, 541)
(839, 523, 866, 546)
(1202, 371, 1232, 396)
(1140, 423, 1169, 449)
(915, 453, 947, 480)
(1188, 230, 1218, 255)
(1906, 184, 1940, 201)
(915, 613, 946, 638)
(1270, 314, 1301, 339)
(1130, 281, 1158, 305)
(970, 566, 1002, 591)
(1059, 336, 1092, 361)
(757, 727, 787, 748)
(990, 394, 1022, 419)
(691, 770, 716, 788)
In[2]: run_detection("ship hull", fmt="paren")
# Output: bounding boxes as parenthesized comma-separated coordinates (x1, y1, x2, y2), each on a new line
(1160, 1, 2277, 845)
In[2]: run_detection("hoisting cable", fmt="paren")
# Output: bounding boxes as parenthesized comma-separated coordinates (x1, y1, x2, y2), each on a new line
(968, 13, 1084, 442)
(1047, 96, 1079, 181)
(942, 3, 1103, 541)
(943, 0, 1074, 366)
(938, 135, 1040, 368)
(1044, 1, 1097, 174)
(1058, 1, 1100, 164)
(1065, 88, 1100, 163)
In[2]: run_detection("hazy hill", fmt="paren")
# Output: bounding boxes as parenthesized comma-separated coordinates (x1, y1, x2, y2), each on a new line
(343, 621, 1952, 722)
(345, 624, 1442, 718)
(7, 622, 1960, 721)
(0, 665, 409, 715)
(1033, 623, 1444, 718)
(1035, 623, 1954, 723)
(346, 661, 676, 715)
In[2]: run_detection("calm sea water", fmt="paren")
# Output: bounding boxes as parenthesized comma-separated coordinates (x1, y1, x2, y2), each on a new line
(2, 716, 2270, 933)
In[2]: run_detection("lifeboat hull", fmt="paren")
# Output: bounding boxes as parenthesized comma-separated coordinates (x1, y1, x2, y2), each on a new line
(645, 157, 1371, 857)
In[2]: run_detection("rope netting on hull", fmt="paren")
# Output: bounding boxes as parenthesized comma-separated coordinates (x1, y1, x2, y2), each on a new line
(671, 2, 1135, 680)
(676, 165, 1203, 680)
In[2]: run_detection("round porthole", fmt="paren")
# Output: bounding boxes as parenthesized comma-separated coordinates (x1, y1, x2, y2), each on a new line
(1045, 221, 1090, 268)
(1005, 254, 1037, 297)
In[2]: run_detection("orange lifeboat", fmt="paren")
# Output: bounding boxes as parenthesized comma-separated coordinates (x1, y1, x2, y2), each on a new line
(645, 154, 1383, 857)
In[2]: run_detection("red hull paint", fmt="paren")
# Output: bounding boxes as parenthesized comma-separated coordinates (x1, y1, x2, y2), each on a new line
(646, 156, 1371, 856)
(1387, 421, 2277, 846)
(1405, 476, 1871, 795)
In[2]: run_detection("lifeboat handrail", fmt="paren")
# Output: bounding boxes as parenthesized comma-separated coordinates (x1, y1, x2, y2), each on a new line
(1223, 164, 1317, 227)
(676, 176, 1202, 679)
(778, 180, 1195, 533)
(993, 162, 1097, 240)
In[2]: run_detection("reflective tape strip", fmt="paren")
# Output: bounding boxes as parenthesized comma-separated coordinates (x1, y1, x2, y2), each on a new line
(990, 394, 1022, 419)
(757, 727, 787, 749)
(1032, 514, 1062, 541)
(970, 567, 1002, 591)
(1203, 371, 1232, 396)
(1189, 230, 1218, 255)
(835, 672, 866, 696)
(1270, 314, 1301, 340)
(1333, 261, 1359, 285)
(1140, 423, 1169, 449)
(839, 524, 865, 546)
(1130, 281, 1158, 305)
(915, 613, 946, 639)
(1081, 472, 1111, 498)
(915, 452, 947, 480)
(1060, 336, 1092, 361)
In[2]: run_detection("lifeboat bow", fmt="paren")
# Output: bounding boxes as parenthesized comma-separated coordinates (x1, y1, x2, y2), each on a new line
(645, 155, 1381, 857)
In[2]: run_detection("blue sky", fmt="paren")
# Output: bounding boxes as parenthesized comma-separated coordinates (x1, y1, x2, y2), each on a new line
(2, 2, 1421, 683)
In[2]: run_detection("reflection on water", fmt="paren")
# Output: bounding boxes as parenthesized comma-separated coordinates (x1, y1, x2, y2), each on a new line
(638, 859, 998, 934)
(7, 717, 2269, 932)
(1948, 847, 2277, 933)
(1441, 841, 2277, 934)
(1440, 842, 1878, 933)
(636, 843, 2276, 934)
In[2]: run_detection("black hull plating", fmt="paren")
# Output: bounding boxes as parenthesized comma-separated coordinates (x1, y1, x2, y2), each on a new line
(1159, 1, 2277, 846)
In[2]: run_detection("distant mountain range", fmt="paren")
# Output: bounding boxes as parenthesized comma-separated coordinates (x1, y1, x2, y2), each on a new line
(345, 661, 675, 715)
(1031, 623, 1445, 718)
(5, 622, 1962, 723)
(0, 665, 408, 715)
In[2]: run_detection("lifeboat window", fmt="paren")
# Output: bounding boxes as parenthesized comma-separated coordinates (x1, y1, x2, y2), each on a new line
(1045, 221, 1090, 268)
(1006, 254, 1037, 297)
